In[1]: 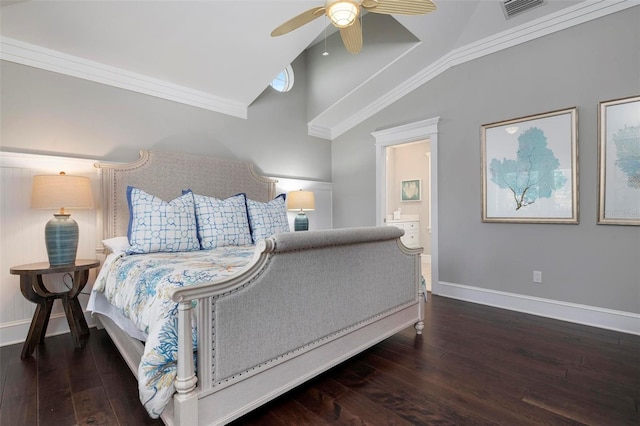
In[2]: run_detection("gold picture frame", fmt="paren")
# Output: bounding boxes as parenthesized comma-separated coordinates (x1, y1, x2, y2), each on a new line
(597, 95, 640, 225)
(481, 107, 578, 223)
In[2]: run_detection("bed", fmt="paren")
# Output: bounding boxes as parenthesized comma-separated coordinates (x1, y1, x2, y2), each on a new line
(88, 150, 424, 426)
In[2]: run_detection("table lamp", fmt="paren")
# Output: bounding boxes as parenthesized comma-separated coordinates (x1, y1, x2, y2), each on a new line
(287, 190, 315, 231)
(31, 172, 94, 266)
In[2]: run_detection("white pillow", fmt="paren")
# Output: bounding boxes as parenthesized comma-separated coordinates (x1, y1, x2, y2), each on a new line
(102, 236, 130, 254)
(189, 192, 252, 249)
(126, 186, 200, 254)
(246, 194, 290, 243)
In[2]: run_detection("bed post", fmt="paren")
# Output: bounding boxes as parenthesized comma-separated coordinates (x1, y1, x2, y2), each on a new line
(414, 276, 426, 335)
(174, 301, 198, 425)
(415, 298, 425, 335)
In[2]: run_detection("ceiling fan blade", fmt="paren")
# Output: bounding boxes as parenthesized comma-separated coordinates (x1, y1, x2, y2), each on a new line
(363, 0, 436, 15)
(271, 6, 326, 37)
(340, 18, 363, 54)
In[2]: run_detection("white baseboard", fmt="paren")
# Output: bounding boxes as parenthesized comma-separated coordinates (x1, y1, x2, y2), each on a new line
(0, 310, 98, 347)
(438, 281, 640, 336)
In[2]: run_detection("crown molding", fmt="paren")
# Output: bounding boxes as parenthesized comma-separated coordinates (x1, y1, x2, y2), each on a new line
(0, 1, 633, 137)
(0, 37, 248, 119)
(316, 0, 635, 140)
(307, 122, 334, 140)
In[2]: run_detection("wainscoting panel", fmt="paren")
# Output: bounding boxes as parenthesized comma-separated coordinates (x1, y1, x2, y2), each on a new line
(0, 152, 101, 346)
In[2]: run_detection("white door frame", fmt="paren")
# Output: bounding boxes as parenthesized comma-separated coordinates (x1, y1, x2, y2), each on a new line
(372, 117, 440, 294)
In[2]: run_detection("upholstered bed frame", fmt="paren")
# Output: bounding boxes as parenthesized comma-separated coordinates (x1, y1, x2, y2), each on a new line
(94, 150, 424, 426)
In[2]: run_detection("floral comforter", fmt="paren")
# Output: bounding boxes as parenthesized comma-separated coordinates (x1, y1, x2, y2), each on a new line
(93, 246, 256, 418)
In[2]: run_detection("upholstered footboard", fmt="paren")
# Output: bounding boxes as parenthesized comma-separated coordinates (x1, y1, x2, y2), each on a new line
(163, 225, 423, 426)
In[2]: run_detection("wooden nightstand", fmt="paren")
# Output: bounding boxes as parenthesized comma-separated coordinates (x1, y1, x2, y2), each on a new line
(10, 259, 100, 359)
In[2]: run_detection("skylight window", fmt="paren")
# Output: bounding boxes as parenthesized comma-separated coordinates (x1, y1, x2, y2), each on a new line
(270, 65, 294, 93)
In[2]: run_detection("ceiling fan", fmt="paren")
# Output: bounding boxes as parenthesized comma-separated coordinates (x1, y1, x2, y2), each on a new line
(271, 0, 437, 54)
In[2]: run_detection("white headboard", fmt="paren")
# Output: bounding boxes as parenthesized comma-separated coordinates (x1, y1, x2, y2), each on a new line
(95, 150, 276, 239)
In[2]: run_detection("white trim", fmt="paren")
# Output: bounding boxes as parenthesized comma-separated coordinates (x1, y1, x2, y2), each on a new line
(270, 64, 295, 93)
(311, 0, 635, 139)
(373, 117, 440, 294)
(439, 281, 640, 336)
(0, 311, 99, 347)
(0, 150, 97, 171)
(307, 122, 333, 140)
(371, 117, 440, 145)
(0, 37, 248, 119)
(271, 178, 333, 192)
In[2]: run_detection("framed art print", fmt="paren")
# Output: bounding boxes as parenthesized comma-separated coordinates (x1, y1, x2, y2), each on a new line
(598, 95, 640, 225)
(401, 179, 421, 202)
(481, 107, 578, 223)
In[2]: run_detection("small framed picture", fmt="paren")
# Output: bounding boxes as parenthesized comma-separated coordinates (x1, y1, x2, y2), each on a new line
(401, 179, 421, 202)
(481, 107, 578, 223)
(598, 95, 640, 225)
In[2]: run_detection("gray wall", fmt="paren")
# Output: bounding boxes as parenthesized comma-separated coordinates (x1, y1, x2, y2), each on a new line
(306, 13, 418, 121)
(0, 54, 331, 182)
(332, 8, 640, 313)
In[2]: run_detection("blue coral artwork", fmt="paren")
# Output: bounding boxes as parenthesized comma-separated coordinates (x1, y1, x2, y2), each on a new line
(489, 127, 567, 211)
(481, 107, 578, 223)
(598, 95, 640, 225)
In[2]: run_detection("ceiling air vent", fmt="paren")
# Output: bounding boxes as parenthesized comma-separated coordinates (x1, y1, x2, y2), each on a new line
(501, 0, 546, 19)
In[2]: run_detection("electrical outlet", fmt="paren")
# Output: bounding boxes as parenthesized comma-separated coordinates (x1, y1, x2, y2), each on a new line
(533, 270, 542, 283)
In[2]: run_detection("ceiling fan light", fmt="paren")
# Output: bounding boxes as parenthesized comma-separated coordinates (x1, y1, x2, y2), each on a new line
(327, 1, 359, 28)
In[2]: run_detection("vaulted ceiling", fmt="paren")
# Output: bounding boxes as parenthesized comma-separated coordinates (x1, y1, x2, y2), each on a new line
(1, 0, 632, 140)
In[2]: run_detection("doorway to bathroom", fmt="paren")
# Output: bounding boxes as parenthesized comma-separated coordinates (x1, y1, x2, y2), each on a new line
(373, 117, 439, 294)
(385, 140, 432, 290)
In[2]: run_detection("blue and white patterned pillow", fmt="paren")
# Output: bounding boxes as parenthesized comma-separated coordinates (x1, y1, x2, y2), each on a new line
(246, 194, 290, 243)
(189, 192, 252, 249)
(126, 186, 200, 254)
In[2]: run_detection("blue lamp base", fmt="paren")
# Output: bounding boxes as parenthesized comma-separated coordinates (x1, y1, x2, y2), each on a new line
(294, 212, 309, 231)
(45, 214, 79, 266)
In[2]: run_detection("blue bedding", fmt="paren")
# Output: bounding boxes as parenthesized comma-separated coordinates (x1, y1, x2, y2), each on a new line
(93, 246, 255, 418)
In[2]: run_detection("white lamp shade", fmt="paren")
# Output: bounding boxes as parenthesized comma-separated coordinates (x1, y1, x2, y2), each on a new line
(31, 172, 94, 212)
(287, 190, 315, 211)
(327, 0, 359, 28)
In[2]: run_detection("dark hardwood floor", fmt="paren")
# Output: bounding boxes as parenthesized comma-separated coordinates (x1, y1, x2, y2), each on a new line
(1, 295, 638, 425)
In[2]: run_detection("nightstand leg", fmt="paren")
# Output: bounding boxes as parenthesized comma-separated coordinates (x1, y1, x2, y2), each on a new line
(62, 295, 89, 347)
(22, 298, 54, 359)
